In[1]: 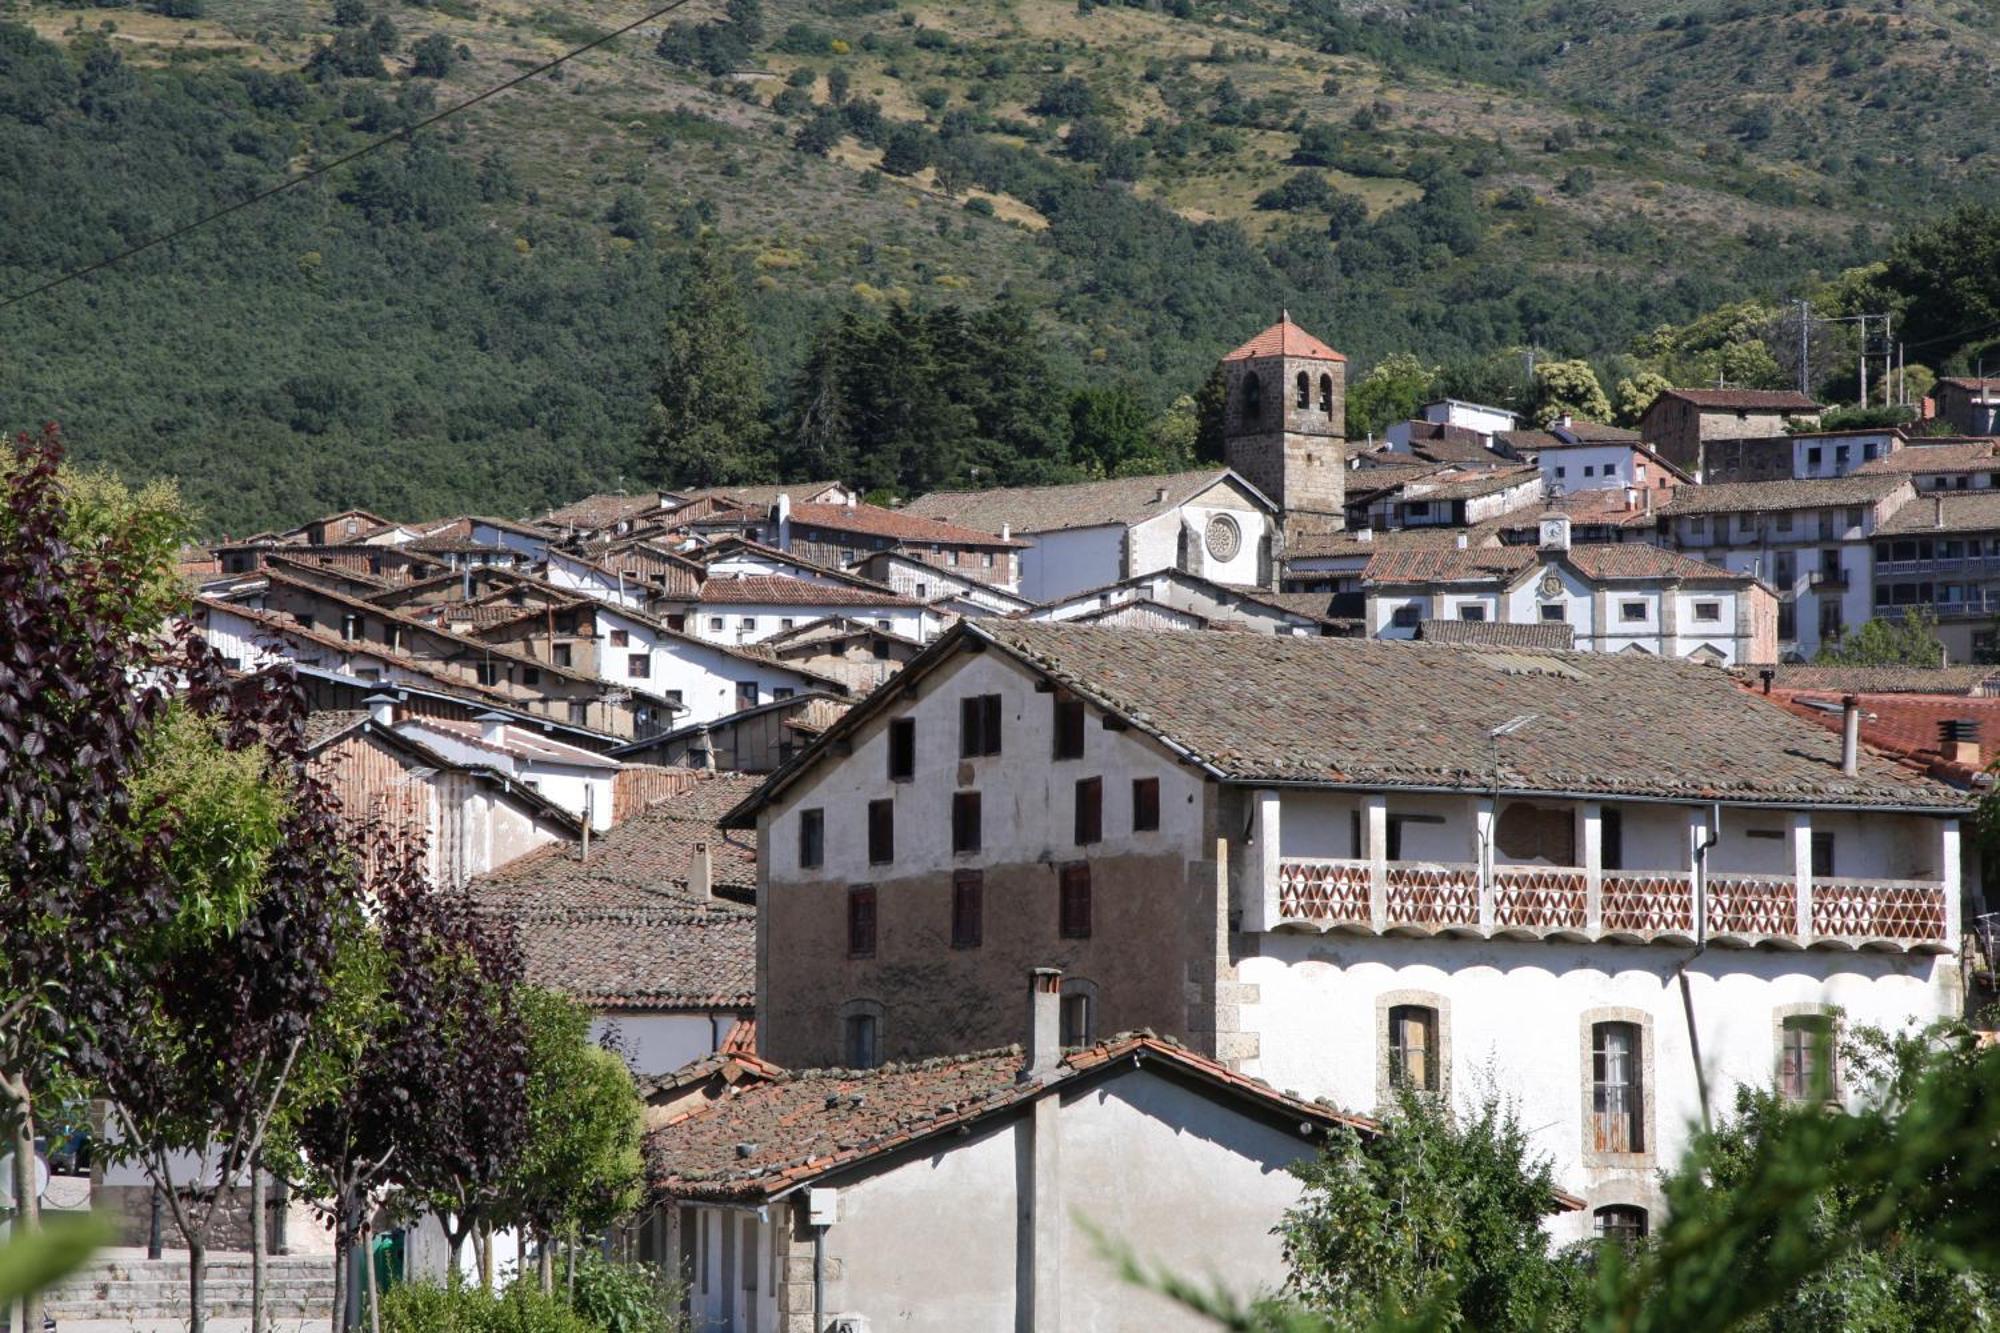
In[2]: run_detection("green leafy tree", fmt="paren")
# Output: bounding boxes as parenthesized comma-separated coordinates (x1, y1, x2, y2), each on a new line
(1878, 205, 2000, 368)
(1345, 353, 1439, 439)
(1532, 359, 1612, 426)
(502, 989, 645, 1292)
(1278, 1091, 1587, 1330)
(410, 33, 458, 79)
(1613, 370, 1672, 426)
(1815, 610, 1946, 668)
(641, 238, 771, 488)
(1069, 383, 1153, 476)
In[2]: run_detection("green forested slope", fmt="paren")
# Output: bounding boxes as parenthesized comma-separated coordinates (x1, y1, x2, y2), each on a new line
(0, 0, 1993, 531)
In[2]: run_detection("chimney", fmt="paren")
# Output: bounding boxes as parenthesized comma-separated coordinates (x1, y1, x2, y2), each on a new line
(1357, 528, 1373, 544)
(1758, 667, 1774, 695)
(1939, 718, 1982, 768)
(1644, 487, 1655, 515)
(1001, 523, 1011, 541)
(1022, 967, 1063, 1081)
(1155, 485, 1170, 504)
(1455, 532, 1469, 549)
(1561, 414, 1573, 430)
(696, 724, 716, 772)
(476, 710, 508, 746)
(775, 493, 792, 550)
(365, 693, 396, 727)
(1625, 485, 1638, 510)
(1840, 695, 1860, 777)
(689, 841, 713, 901)
(1934, 494, 1944, 529)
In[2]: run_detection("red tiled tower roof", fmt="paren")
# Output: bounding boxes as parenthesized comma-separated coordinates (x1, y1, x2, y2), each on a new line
(1220, 313, 1346, 363)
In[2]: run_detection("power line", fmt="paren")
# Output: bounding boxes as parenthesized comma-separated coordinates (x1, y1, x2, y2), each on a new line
(0, 0, 700, 311)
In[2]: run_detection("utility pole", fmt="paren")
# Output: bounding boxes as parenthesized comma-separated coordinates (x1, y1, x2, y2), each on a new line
(1859, 315, 1868, 409)
(1797, 298, 1811, 398)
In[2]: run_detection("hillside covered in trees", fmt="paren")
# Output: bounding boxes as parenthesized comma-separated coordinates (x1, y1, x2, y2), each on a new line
(0, 0, 1995, 530)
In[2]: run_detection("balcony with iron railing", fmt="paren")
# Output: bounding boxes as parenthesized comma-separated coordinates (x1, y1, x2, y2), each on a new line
(1251, 795, 1958, 954)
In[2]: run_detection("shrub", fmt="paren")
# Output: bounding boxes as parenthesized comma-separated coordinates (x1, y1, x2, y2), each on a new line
(568, 1256, 679, 1333)
(379, 1280, 619, 1333)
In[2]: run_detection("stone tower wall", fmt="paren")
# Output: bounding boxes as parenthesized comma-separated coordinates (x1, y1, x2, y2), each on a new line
(1222, 354, 1346, 525)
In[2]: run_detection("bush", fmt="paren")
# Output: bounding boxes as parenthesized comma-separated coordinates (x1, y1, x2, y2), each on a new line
(568, 1256, 680, 1333)
(381, 1283, 598, 1333)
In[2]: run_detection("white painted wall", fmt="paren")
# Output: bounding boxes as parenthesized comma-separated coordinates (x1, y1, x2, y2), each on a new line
(591, 1012, 733, 1078)
(1543, 446, 1645, 493)
(768, 649, 1202, 886)
(544, 551, 646, 608)
(691, 601, 928, 646)
(1239, 934, 1959, 1241)
(1021, 525, 1129, 603)
(595, 607, 825, 726)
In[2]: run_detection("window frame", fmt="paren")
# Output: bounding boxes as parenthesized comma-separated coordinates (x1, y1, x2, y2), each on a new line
(950, 869, 983, 950)
(952, 790, 982, 855)
(1074, 776, 1103, 846)
(1776, 1007, 1838, 1103)
(887, 717, 916, 782)
(866, 798, 894, 866)
(846, 886, 877, 959)
(1584, 1013, 1649, 1160)
(798, 807, 824, 870)
(1058, 862, 1092, 939)
(1386, 1004, 1440, 1094)
(1131, 777, 1161, 833)
(960, 693, 1003, 757)
(1052, 696, 1087, 761)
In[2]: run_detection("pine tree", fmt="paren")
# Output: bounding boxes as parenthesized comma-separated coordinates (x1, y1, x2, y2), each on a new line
(641, 238, 771, 488)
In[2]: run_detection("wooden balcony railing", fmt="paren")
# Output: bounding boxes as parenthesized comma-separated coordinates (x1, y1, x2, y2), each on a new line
(1268, 860, 1949, 952)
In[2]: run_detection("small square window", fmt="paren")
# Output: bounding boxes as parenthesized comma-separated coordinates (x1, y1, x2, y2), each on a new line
(960, 694, 1003, 757)
(1457, 605, 1486, 623)
(1132, 777, 1160, 832)
(798, 808, 824, 869)
(709, 617, 725, 632)
(867, 799, 894, 865)
(553, 643, 573, 667)
(521, 668, 540, 686)
(847, 886, 877, 959)
(628, 653, 650, 677)
(609, 628, 629, 647)
(1693, 601, 1721, 622)
(1391, 605, 1421, 629)
(1620, 601, 1647, 623)
(1539, 603, 1565, 622)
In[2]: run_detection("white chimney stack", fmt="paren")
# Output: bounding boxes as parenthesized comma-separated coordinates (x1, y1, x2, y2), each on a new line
(690, 841, 713, 901)
(365, 693, 396, 727)
(775, 493, 793, 550)
(1840, 695, 1860, 777)
(476, 711, 508, 745)
(1022, 967, 1063, 1081)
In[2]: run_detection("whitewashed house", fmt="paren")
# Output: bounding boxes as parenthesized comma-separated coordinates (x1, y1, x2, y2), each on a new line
(585, 602, 846, 727)
(902, 469, 1281, 603)
(1363, 515, 1778, 664)
(688, 573, 932, 646)
(643, 991, 1393, 1333)
(1387, 398, 1520, 450)
(725, 621, 1973, 1244)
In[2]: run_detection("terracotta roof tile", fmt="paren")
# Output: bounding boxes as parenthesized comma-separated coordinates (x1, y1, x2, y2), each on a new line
(1417, 620, 1575, 650)
(1658, 474, 1908, 516)
(1763, 665, 2000, 696)
(646, 1032, 1368, 1202)
(696, 574, 919, 608)
(785, 502, 1025, 548)
(1654, 388, 1821, 411)
(957, 623, 1970, 808)
(504, 905, 755, 1010)
(903, 470, 1257, 535)
(1853, 441, 2000, 475)
(1219, 316, 1346, 363)
(1877, 490, 2000, 535)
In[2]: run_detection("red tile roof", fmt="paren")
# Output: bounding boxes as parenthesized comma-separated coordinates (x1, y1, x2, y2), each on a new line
(1654, 388, 1821, 411)
(646, 1031, 1373, 1203)
(695, 574, 920, 608)
(1763, 687, 2000, 789)
(786, 501, 1027, 548)
(1220, 315, 1346, 364)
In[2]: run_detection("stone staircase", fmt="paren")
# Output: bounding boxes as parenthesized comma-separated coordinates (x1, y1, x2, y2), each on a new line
(43, 1253, 335, 1322)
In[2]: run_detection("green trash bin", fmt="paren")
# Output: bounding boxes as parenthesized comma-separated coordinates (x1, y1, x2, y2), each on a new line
(371, 1230, 405, 1296)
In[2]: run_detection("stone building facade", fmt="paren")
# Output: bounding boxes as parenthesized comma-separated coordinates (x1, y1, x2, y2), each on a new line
(1219, 315, 1348, 536)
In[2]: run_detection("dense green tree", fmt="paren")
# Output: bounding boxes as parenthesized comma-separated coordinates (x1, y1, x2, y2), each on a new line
(1532, 358, 1612, 426)
(1069, 382, 1152, 476)
(1613, 370, 1672, 426)
(1345, 353, 1438, 439)
(1878, 205, 2000, 369)
(409, 33, 458, 79)
(1278, 1091, 1587, 1330)
(641, 237, 771, 488)
(880, 124, 930, 176)
(1816, 610, 1946, 668)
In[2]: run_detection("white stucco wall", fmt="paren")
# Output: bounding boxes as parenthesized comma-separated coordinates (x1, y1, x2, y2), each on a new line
(691, 602, 928, 646)
(1238, 934, 1959, 1240)
(767, 649, 1202, 886)
(1543, 446, 1641, 493)
(596, 608, 824, 726)
(1021, 525, 1130, 603)
(592, 1012, 733, 1078)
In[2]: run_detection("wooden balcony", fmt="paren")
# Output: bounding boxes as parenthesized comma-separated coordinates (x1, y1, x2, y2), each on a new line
(1266, 859, 1950, 953)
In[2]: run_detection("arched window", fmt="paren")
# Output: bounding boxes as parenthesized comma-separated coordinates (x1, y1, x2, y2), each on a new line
(1242, 372, 1262, 425)
(1295, 370, 1311, 409)
(1319, 373, 1334, 414)
(1594, 1205, 1648, 1246)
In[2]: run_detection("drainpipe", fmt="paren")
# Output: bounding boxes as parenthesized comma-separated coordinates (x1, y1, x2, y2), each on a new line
(1676, 803, 1721, 1136)
(812, 1225, 826, 1329)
